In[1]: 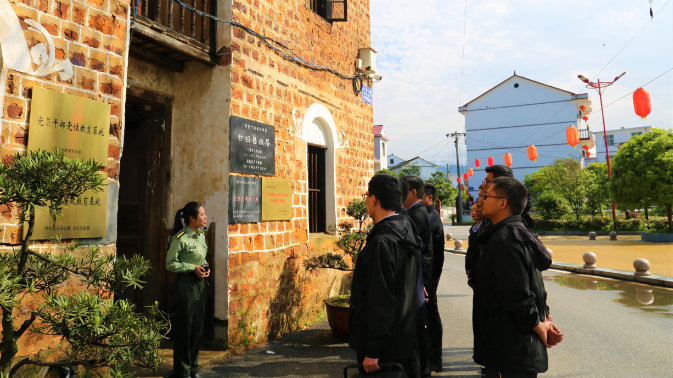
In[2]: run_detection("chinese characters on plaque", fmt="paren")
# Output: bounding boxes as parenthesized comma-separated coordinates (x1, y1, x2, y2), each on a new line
(26, 87, 110, 239)
(261, 178, 292, 221)
(228, 176, 262, 223)
(229, 116, 275, 175)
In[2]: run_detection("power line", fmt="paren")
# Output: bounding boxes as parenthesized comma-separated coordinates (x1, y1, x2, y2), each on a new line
(455, 0, 469, 134)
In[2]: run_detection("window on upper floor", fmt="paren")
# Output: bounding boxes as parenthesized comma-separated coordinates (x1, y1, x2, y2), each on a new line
(608, 134, 615, 146)
(390, 158, 394, 164)
(381, 143, 386, 159)
(307, 0, 348, 22)
(631, 132, 643, 138)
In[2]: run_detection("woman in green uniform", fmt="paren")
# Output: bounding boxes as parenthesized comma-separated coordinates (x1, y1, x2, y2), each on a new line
(166, 201, 209, 378)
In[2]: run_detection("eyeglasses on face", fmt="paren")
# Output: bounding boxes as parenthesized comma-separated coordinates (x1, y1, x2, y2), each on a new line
(483, 193, 505, 201)
(362, 193, 370, 201)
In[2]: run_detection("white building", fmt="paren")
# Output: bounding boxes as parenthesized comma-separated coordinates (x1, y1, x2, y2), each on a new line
(459, 73, 593, 198)
(373, 125, 390, 171)
(589, 126, 652, 164)
(389, 156, 440, 180)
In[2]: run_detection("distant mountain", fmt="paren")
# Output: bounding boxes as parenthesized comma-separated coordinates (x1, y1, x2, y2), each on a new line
(432, 160, 467, 175)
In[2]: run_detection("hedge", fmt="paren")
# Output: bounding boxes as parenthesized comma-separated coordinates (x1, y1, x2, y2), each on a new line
(532, 217, 670, 232)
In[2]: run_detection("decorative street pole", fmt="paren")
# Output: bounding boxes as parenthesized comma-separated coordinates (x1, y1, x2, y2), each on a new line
(577, 72, 626, 227)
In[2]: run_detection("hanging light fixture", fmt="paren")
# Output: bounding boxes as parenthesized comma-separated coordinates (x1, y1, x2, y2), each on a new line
(468, 168, 474, 177)
(487, 157, 494, 166)
(633, 88, 651, 120)
(464, 172, 469, 181)
(475, 158, 480, 169)
(566, 125, 580, 148)
(527, 144, 538, 162)
(504, 153, 513, 167)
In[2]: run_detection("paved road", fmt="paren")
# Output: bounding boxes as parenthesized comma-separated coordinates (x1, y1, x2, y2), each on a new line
(203, 253, 673, 377)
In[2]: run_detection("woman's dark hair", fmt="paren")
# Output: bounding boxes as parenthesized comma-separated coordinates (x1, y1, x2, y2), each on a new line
(172, 201, 203, 236)
(368, 173, 402, 212)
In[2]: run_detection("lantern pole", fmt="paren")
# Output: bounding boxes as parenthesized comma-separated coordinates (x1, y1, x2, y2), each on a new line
(578, 73, 625, 228)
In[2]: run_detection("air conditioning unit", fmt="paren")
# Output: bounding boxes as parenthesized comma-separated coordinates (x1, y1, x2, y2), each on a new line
(358, 47, 377, 73)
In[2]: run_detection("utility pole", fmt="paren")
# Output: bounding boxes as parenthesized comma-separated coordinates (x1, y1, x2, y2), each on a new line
(448, 132, 466, 222)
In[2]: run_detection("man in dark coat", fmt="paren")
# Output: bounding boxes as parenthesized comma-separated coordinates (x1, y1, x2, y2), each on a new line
(472, 177, 563, 378)
(399, 175, 433, 378)
(422, 183, 445, 372)
(349, 173, 421, 376)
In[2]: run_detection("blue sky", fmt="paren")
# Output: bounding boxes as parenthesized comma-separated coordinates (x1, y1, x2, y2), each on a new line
(371, 0, 673, 166)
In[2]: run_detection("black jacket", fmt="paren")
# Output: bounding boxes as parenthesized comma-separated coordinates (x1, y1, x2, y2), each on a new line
(426, 205, 445, 281)
(472, 215, 552, 373)
(401, 201, 433, 287)
(465, 222, 483, 276)
(349, 214, 421, 360)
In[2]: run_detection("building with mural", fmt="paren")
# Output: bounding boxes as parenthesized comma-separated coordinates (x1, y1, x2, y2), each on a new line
(0, 0, 375, 361)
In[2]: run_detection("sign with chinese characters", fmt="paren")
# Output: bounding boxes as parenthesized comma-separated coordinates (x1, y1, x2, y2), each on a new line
(230, 116, 275, 175)
(228, 175, 262, 223)
(361, 84, 373, 105)
(26, 87, 110, 239)
(261, 178, 292, 221)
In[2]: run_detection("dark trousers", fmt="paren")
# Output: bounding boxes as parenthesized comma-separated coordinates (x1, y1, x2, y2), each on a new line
(426, 279, 442, 368)
(411, 303, 431, 378)
(173, 273, 206, 378)
(484, 367, 537, 378)
(356, 352, 416, 377)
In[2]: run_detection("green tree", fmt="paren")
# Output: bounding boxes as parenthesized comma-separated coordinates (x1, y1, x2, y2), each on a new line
(525, 158, 590, 220)
(397, 163, 422, 178)
(610, 128, 673, 229)
(535, 192, 572, 220)
(584, 162, 610, 216)
(375, 169, 397, 177)
(0, 150, 167, 377)
(426, 170, 457, 207)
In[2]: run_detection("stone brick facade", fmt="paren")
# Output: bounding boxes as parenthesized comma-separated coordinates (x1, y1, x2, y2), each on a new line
(222, 0, 375, 345)
(0, 0, 129, 360)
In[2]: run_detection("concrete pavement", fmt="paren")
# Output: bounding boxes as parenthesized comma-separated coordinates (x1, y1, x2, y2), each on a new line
(201, 252, 673, 377)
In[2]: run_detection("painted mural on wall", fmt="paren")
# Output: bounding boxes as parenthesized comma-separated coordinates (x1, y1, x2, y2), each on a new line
(0, 0, 74, 80)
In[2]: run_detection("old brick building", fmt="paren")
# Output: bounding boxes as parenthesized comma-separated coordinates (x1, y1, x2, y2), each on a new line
(1, 0, 376, 355)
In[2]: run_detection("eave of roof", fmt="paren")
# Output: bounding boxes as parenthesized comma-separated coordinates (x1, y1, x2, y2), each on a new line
(461, 74, 577, 108)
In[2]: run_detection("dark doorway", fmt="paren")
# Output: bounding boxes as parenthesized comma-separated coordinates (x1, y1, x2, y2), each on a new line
(308, 145, 326, 233)
(117, 88, 172, 313)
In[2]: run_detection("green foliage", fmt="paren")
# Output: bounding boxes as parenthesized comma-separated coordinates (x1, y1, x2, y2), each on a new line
(584, 162, 611, 216)
(375, 169, 397, 177)
(0, 150, 167, 378)
(304, 200, 370, 272)
(425, 170, 457, 207)
(610, 128, 673, 229)
(533, 216, 669, 231)
(535, 192, 572, 220)
(397, 163, 422, 178)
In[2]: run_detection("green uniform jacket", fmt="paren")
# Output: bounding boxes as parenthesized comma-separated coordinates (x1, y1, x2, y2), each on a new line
(166, 227, 207, 273)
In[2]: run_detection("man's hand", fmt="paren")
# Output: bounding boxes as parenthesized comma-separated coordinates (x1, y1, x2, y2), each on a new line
(363, 357, 380, 373)
(194, 265, 208, 278)
(533, 320, 551, 347)
(546, 323, 564, 347)
(467, 277, 474, 289)
(424, 287, 429, 303)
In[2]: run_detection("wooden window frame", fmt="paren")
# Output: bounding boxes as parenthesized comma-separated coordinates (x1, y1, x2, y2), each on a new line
(308, 145, 327, 233)
(308, 0, 348, 22)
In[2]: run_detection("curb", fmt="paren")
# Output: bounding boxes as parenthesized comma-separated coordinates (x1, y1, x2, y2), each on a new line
(444, 248, 673, 289)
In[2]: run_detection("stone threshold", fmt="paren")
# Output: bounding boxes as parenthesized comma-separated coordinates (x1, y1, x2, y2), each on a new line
(445, 248, 673, 289)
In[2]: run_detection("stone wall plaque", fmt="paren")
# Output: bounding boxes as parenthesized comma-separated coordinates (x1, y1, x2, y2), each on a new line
(261, 178, 293, 221)
(228, 175, 261, 223)
(230, 116, 275, 175)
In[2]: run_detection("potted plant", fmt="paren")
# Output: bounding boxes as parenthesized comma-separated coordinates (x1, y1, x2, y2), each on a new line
(304, 199, 370, 338)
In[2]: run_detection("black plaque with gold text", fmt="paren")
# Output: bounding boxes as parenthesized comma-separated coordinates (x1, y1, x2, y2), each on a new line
(230, 116, 275, 175)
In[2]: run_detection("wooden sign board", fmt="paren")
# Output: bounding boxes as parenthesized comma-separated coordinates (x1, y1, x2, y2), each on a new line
(229, 116, 275, 175)
(228, 175, 262, 223)
(261, 178, 292, 221)
(26, 87, 110, 239)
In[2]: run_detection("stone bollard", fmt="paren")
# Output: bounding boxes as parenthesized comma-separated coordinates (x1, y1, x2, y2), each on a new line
(546, 248, 553, 261)
(609, 231, 617, 241)
(586, 280, 599, 290)
(589, 231, 597, 240)
(583, 252, 597, 269)
(454, 240, 464, 251)
(446, 233, 453, 241)
(633, 258, 652, 276)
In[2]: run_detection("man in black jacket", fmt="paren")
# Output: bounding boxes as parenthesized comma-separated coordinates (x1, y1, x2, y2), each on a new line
(472, 177, 561, 378)
(399, 175, 433, 378)
(422, 183, 445, 372)
(349, 173, 421, 376)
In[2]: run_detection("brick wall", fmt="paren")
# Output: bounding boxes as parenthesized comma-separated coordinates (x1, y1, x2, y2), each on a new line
(221, 0, 375, 345)
(1, 0, 130, 359)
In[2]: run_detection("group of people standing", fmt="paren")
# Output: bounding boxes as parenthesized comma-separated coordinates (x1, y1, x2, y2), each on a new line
(349, 165, 564, 378)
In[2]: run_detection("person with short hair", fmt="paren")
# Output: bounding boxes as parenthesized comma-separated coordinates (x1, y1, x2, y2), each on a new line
(422, 183, 445, 372)
(472, 177, 563, 378)
(349, 173, 421, 377)
(167, 202, 210, 378)
(482, 164, 514, 191)
(399, 175, 433, 378)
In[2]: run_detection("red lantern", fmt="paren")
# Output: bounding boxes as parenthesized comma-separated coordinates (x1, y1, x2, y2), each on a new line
(580, 105, 586, 111)
(457, 177, 461, 183)
(527, 144, 538, 162)
(582, 144, 590, 150)
(461, 184, 464, 190)
(475, 158, 481, 169)
(464, 172, 469, 181)
(468, 168, 474, 177)
(566, 125, 579, 148)
(583, 116, 589, 122)
(487, 157, 494, 166)
(586, 150, 591, 158)
(504, 153, 513, 167)
(633, 88, 651, 120)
